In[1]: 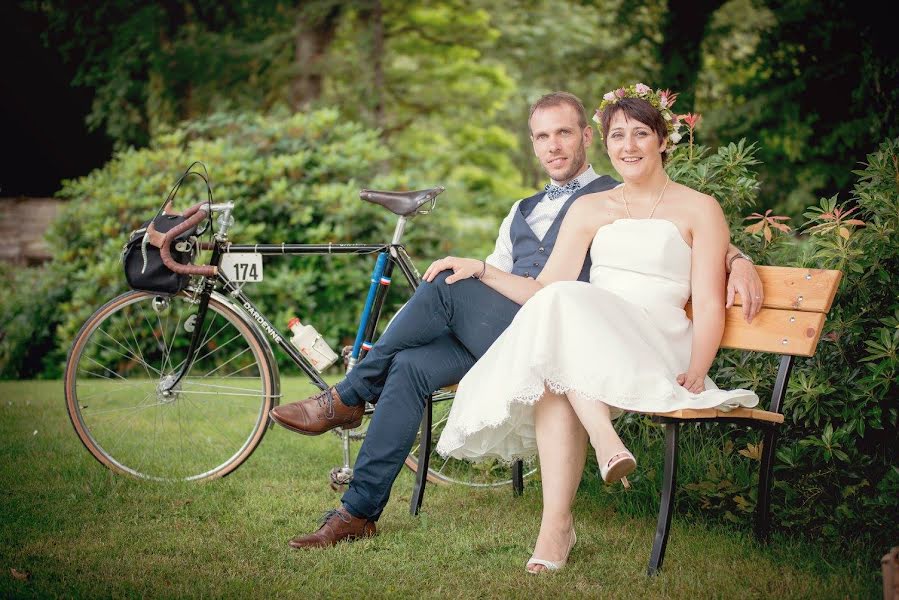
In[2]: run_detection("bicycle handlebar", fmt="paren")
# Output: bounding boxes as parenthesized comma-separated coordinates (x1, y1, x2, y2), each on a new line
(148, 201, 218, 277)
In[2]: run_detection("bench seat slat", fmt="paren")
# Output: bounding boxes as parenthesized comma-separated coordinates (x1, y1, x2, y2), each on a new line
(647, 407, 785, 423)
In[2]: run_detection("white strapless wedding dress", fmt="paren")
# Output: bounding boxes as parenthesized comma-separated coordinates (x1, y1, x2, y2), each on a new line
(436, 219, 759, 462)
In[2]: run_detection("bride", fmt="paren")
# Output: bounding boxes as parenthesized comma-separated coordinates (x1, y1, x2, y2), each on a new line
(430, 84, 758, 573)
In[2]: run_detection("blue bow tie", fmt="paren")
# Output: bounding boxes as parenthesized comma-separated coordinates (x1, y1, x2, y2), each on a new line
(543, 179, 581, 200)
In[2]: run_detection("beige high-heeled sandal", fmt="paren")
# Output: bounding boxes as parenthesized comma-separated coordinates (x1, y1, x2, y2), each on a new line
(600, 450, 636, 487)
(526, 529, 577, 574)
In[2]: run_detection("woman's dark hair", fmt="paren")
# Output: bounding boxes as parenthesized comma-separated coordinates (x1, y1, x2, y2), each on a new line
(598, 97, 670, 163)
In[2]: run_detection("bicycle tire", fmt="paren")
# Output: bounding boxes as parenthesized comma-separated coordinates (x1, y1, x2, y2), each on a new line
(64, 289, 278, 482)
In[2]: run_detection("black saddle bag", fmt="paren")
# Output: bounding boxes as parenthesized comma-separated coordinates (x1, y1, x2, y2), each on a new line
(122, 214, 197, 295)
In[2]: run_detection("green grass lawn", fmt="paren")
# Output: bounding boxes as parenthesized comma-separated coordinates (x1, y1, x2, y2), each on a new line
(0, 380, 882, 598)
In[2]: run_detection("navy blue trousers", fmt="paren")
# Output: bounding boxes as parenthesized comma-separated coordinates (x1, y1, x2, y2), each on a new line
(335, 271, 520, 519)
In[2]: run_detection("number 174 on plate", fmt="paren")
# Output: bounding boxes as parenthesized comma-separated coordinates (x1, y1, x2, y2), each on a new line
(220, 253, 263, 282)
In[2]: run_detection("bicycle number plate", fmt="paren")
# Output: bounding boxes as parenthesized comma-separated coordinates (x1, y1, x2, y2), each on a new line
(220, 253, 263, 282)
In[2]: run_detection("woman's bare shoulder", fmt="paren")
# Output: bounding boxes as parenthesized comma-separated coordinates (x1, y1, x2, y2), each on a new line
(574, 187, 619, 206)
(668, 182, 723, 217)
(566, 190, 615, 229)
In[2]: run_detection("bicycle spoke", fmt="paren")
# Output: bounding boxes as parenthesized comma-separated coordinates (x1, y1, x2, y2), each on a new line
(190, 333, 247, 370)
(168, 322, 234, 374)
(92, 331, 161, 376)
(83, 397, 170, 417)
(83, 355, 133, 382)
(125, 312, 155, 380)
(196, 346, 255, 379)
(180, 380, 262, 393)
(98, 390, 157, 455)
(178, 390, 264, 398)
(101, 318, 150, 375)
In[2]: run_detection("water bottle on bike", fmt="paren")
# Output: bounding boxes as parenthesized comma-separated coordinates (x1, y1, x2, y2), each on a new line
(287, 317, 339, 372)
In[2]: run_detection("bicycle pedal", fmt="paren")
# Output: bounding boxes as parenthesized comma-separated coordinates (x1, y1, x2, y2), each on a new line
(329, 466, 353, 486)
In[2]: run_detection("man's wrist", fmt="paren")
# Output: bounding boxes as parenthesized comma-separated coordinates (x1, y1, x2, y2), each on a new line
(471, 259, 487, 280)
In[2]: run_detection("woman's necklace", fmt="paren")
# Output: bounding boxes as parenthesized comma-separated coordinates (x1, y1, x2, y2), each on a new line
(623, 174, 670, 219)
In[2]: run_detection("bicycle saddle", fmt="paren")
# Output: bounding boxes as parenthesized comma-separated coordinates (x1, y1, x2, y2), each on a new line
(359, 187, 445, 217)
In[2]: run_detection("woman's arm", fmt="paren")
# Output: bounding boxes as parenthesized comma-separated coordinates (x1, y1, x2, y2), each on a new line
(422, 195, 602, 305)
(678, 196, 730, 393)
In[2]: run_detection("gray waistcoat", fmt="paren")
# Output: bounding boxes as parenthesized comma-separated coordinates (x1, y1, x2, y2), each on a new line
(510, 175, 619, 281)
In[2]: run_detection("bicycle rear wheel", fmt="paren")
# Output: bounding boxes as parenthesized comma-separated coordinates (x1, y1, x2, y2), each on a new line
(403, 388, 539, 487)
(64, 289, 277, 481)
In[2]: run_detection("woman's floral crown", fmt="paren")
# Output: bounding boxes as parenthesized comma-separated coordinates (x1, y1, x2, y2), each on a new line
(592, 83, 683, 152)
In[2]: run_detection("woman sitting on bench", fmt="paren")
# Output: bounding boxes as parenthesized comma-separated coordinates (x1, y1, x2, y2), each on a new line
(434, 85, 759, 573)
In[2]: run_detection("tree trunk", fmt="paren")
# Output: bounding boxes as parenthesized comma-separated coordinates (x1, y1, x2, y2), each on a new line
(371, 0, 385, 131)
(658, 0, 725, 110)
(289, 5, 341, 111)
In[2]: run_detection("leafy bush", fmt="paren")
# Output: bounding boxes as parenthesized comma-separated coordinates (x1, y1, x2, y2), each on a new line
(0, 107, 526, 379)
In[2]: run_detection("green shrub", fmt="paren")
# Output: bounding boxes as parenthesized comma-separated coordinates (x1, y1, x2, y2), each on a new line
(0, 107, 525, 379)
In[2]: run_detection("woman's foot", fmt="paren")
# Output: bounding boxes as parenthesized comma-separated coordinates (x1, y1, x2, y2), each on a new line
(526, 519, 577, 574)
(598, 449, 636, 484)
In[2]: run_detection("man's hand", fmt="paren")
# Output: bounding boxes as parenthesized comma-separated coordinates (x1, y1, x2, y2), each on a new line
(676, 372, 706, 394)
(726, 258, 764, 323)
(423, 256, 484, 284)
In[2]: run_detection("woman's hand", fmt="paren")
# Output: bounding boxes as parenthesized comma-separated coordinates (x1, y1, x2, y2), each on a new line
(423, 256, 485, 284)
(676, 372, 706, 394)
(726, 258, 764, 323)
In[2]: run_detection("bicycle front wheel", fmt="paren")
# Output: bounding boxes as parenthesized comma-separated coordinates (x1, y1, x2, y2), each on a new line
(64, 290, 277, 482)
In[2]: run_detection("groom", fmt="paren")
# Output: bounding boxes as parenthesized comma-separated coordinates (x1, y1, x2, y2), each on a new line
(270, 91, 762, 548)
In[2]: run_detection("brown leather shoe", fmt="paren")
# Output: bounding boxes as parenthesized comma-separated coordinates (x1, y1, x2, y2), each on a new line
(289, 507, 376, 549)
(269, 386, 364, 435)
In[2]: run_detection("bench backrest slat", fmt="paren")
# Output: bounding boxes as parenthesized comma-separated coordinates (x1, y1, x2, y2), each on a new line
(729, 266, 841, 313)
(686, 266, 842, 357)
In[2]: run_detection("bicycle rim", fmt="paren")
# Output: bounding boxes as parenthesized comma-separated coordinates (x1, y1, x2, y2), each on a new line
(64, 290, 275, 481)
(404, 389, 539, 487)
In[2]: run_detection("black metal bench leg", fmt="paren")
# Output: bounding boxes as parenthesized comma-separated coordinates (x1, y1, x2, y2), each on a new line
(648, 422, 680, 576)
(753, 354, 793, 542)
(512, 459, 524, 495)
(409, 395, 433, 516)
(754, 426, 779, 542)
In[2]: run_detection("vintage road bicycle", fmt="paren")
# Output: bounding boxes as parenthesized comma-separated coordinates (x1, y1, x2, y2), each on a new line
(63, 186, 535, 500)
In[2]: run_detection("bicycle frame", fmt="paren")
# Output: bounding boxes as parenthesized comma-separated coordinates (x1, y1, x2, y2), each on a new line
(224, 242, 420, 382)
(150, 202, 433, 487)
(163, 239, 421, 396)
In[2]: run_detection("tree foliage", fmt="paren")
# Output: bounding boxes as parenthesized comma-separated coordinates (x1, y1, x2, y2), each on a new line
(697, 0, 899, 217)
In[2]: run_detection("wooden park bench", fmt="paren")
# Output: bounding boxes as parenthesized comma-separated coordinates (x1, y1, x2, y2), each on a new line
(644, 265, 842, 574)
(409, 265, 842, 576)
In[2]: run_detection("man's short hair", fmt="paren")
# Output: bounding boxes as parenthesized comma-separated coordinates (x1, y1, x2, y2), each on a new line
(528, 92, 589, 133)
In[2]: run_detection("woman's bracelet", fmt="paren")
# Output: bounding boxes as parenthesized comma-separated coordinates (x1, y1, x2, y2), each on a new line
(472, 260, 487, 280)
(727, 251, 753, 272)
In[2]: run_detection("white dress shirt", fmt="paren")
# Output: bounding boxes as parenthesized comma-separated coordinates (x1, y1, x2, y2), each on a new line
(485, 166, 601, 273)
